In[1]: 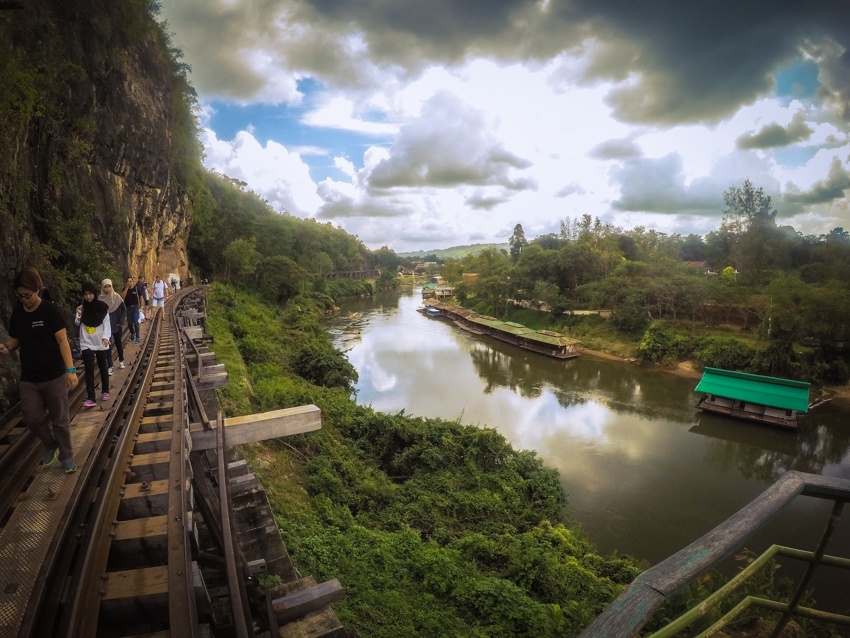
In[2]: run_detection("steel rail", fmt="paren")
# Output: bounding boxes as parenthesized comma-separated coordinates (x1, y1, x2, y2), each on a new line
(19, 312, 160, 636)
(50, 291, 201, 637)
(217, 409, 253, 638)
(55, 305, 168, 636)
(166, 291, 201, 637)
(5, 287, 267, 637)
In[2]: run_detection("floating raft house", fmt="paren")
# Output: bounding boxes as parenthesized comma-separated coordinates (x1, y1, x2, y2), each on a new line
(694, 367, 810, 428)
(427, 301, 580, 359)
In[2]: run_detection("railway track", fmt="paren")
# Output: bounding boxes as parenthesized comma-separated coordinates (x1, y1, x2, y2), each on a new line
(0, 287, 344, 637)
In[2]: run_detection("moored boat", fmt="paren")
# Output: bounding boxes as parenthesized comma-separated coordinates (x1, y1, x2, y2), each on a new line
(694, 367, 810, 428)
(424, 301, 580, 359)
(417, 305, 444, 318)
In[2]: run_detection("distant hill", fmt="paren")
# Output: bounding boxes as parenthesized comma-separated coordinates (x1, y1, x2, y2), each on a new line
(399, 243, 509, 260)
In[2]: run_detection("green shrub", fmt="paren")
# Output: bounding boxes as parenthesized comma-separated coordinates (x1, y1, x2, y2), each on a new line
(611, 305, 650, 334)
(636, 323, 691, 365)
(291, 341, 358, 392)
(694, 337, 755, 371)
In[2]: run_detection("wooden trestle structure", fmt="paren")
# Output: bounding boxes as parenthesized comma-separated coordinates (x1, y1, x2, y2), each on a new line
(0, 287, 345, 637)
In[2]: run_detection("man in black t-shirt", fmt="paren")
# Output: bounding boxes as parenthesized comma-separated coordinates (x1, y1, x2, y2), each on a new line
(1, 267, 80, 473)
(122, 276, 141, 342)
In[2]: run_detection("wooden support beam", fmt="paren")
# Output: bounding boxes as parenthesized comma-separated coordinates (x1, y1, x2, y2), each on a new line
(202, 363, 227, 375)
(197, 374, 229, 390)
(183, 326, 204, 340)
(272, 579, 345, 622)
(190, 405, 321, 450)
(122, 479, 168, 499)
(103, 566, 169, 600)
(135, 431, 172, 454)
(113, 515, 168, 541)
(130, 451, 172, 467)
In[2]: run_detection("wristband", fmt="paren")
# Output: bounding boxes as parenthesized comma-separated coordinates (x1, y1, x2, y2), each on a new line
(66, 367, 76, 373)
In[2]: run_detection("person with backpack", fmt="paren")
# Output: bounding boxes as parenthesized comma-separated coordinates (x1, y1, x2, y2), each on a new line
(122, 276, 141, 342)
(75, 281, 111, 408)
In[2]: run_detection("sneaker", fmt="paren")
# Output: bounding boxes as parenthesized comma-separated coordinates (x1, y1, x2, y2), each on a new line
(102, 392, 111, 400)
(135, 337, 140, 343)
(42, 446, 60, 466)
(62, 458, 77, 474)
(108, 367, 114, 376)
(83, 399, 97, 408)
(119, 361, 126, 369)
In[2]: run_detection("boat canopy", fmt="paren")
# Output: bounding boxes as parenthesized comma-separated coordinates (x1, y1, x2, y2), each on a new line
(695, 367, 810, 413)
(430, 301, 580, 349)
(525, 331, 579, 347)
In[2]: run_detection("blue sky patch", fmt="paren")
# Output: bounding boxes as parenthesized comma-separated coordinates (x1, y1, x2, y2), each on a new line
(773, 60, 819, 101)
(205, 78, 394, 182)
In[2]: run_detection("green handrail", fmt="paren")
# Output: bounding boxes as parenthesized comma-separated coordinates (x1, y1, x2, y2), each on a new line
(578, 471, 850, 637)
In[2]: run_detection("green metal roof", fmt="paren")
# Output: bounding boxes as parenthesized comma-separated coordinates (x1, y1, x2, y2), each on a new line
(694, 367, 810, 413)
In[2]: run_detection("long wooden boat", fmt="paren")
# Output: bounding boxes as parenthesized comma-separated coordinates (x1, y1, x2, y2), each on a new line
(426, 301, 580, 359)
(453, 320, 484, 335)
(694, 367, 810, 429)
(417, 305, 444, 319)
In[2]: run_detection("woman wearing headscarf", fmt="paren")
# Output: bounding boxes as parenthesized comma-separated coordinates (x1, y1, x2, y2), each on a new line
(100, 279, 126, 374)
(75, 281, 112, 407)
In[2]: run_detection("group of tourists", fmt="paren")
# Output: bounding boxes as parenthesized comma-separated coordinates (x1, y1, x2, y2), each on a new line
(0, 267, 175, 476)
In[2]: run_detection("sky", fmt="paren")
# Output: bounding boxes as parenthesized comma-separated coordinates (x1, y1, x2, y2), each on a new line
(159, 0, 850, 253)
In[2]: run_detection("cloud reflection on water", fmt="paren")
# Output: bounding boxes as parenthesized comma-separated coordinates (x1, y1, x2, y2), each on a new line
(327, 291, 850, 568)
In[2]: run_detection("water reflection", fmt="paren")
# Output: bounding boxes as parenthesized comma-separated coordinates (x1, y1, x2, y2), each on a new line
(692, 410, 850, 483)
(326, 290, 850, 580)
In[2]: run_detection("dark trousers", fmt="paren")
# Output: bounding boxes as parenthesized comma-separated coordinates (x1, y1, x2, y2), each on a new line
(127, 305, 140, 339)
(105, 324, 124, 368)
(82, 349, 110, 400)
(20, 375, 73, 462)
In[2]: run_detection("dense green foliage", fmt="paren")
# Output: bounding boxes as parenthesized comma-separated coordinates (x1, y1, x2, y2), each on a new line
(440, 195, 850, 385)
(187, 171, 402, 297)
(207, 284, 642, 637)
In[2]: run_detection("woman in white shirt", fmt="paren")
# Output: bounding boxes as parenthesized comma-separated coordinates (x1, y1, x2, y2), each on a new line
(75, 281, 112, 407)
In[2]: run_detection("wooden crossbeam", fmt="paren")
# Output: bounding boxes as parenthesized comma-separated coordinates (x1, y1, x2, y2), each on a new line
(113, 515, 168, 541)
(130, 451, 171, 466)
(190, 405, 321, 450)
(122, 479, 169, 499)
(103, 566, 168, 600)
(272, 579, 345, 622)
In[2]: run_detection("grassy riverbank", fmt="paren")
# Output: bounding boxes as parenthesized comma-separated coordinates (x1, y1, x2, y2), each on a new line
(460, 300, 850, 404)
(205, 284, 642, 637)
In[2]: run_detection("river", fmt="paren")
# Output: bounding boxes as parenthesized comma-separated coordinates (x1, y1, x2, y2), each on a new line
(326, 288, 850, 608)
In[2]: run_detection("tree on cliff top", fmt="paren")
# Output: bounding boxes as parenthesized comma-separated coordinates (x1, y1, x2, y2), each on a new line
(509, 224, 527, 263)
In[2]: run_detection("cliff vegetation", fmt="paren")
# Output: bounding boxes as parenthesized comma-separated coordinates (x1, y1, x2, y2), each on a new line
(0, 0, 201, 407)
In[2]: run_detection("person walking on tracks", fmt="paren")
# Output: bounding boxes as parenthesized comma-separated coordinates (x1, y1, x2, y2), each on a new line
(75, 281, 112, 409)
(151, 274, 168, 308)
(122, 276, 141, 343)
(0, 267, 79, 474)
(100, 279, 126, 374)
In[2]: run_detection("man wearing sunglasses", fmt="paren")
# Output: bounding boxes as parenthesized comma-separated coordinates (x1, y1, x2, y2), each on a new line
(0, 267, 79, 473)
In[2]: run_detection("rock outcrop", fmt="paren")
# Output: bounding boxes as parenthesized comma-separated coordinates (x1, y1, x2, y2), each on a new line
(0, 0, 194, 409)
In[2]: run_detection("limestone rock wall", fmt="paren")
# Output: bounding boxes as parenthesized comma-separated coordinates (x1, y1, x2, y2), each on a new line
(0, 1, 193, 410)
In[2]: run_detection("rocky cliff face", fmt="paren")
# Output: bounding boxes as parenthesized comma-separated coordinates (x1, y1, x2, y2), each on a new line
(0, 0, 194, 409)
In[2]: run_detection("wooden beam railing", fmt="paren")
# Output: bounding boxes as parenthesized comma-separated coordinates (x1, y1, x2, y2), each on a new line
(579, 471, 850, 638)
